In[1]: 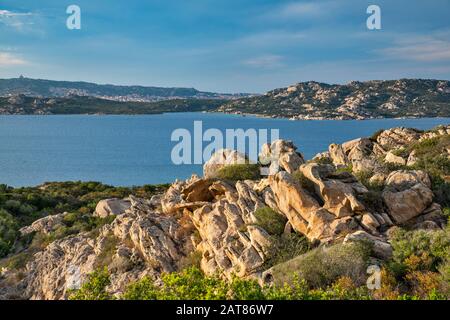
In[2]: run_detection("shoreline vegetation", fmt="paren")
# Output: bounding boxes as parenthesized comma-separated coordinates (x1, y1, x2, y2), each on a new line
(0, 124, 449, 300)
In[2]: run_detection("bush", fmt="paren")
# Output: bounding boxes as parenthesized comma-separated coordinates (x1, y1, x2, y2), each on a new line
(389, 227, 450, 275)
(69, 267, 112, 300)
(0, 209, 19, 257)
(122, 277, 158, 300)
(216, 164, 261, 181)
(267, 242, 371, 288)
(123, 267, 373, 301)
(229, 276, 265, 300)
(430, 177, 450, 208)
(123, 267, 229, 300)
(253, 207, 286, 236)
(264, 233, 310, 268)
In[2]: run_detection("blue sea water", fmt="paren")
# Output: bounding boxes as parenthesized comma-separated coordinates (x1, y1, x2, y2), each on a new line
(0, 113, 448, 187)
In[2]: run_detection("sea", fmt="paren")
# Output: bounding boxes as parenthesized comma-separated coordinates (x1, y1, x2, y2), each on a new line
(0, 112, 448, 187)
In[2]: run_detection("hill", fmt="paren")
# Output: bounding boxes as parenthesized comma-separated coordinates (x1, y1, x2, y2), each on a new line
(218, 79, 450, 119)
(0, 77, 248, 102)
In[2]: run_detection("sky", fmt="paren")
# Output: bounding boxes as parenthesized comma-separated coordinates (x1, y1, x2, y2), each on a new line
(0, 0, 449, 93)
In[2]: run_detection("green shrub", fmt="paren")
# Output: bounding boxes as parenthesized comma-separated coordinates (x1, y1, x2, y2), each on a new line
(267, 242, 371, 288)
(253, 207, 286, 236)
(264, 233, 310, 268)
(0, 209, 19, 257)
(391, 148, 409, 158)
(443, 207, 450, 220)
(123, 267, 229, 300)
(229, 276, 265, 300)
(122, 276, 158, 300)
(389, 227, 450, 275)
(335, 165, 353, 174)
(216, 164, 261, 181)
(430, 177, 450, 208)
(123, 267, 373, 301)
(69, 267, 112, 300)
(309, 157, 333, 165)
(0, 251, 33, 270)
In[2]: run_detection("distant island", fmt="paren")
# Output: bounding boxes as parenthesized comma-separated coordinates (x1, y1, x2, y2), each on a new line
(220, 79, 450, 120)
(0, 77, 449, 119)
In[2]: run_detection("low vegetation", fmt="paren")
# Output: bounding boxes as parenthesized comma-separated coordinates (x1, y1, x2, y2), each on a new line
(216, 164, 261, 182)
(253, 207, 286, 236)
(267, 242, 371, 288)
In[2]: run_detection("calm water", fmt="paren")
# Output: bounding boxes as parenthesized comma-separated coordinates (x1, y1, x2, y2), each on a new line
(0, 113, 448, 187)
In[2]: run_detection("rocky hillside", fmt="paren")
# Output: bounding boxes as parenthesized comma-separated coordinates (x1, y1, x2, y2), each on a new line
(0, 77, 249, 101)
(0, 95, 226, 115)
(0, 125, 449, 300)
(219, 79, 450, 119)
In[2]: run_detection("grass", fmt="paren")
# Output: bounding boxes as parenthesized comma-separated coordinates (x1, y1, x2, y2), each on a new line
(253, 207, 287, 236)
(216, 164, 261, 182)
(267, 242, 371, 288)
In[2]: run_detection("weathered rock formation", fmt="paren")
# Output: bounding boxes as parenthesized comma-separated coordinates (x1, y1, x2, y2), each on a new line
(94, 198, 131, 218)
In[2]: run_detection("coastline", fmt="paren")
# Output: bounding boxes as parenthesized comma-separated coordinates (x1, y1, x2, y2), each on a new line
(1, 109, 450, 121)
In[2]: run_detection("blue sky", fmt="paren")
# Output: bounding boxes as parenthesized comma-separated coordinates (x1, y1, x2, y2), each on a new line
(0, 0, 449, 93)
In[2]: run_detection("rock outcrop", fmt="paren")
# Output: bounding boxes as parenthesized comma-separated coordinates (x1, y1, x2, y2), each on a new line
(21, 196, 191, 299)
(203, 149, 249, 179)
(94, 198, 131, 218)
(259, 139, 305, 174)
(20, 213, 67, 236)
(382, 170, 436, 224)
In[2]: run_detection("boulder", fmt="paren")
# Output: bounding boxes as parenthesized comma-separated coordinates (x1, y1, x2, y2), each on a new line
(299, 163, 366, 217)
(259, 139, 304, 174)
(369, 173, 387, 185)
(344, 231, 392, 260)
(328, 143, 348, 166)
(190, 180, 269, 278)
(385, 151, 407, 166)
(376, 127, 421, 150)
(94, 198, 131, 218)
(382, 170, 433, 224)
(203, 149, 249, 179)
(268, 171, 358, 242)
(406, 150, 418, 166)
(20, 213, 66, 236)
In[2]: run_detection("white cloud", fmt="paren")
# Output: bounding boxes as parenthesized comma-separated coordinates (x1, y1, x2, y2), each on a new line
(0, 52, 27, 66)
(0, 9, 34, 30)
(0, 10, 32, 17)
(380, 36, 450, 62)
(242, 55, 284, 68)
